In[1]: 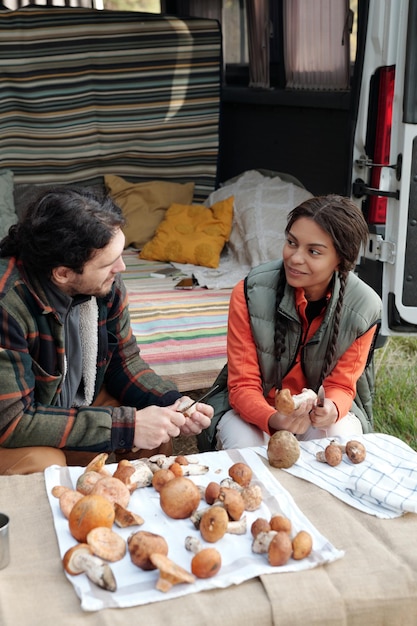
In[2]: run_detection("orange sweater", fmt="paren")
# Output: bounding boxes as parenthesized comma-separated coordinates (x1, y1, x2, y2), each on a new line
(227, 279, 376, 435)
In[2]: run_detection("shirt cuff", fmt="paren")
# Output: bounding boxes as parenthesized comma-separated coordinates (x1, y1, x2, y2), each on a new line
(110, 406, 135, 450)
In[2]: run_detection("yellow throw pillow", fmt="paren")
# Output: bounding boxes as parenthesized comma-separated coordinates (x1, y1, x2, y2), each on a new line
(139, 197, 234, 268)
(104, 174, 195, 248)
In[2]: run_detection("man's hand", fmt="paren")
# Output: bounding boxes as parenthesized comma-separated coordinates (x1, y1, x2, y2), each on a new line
(133, 406, 186, 450)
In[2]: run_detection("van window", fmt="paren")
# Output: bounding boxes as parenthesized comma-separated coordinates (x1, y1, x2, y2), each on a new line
(168, 0, 358, 91)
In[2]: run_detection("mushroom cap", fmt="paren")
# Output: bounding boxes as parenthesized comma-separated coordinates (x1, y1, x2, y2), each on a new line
(241, 484, 263, 511)
(324, 442, 343, 466)
(191, 548, 222, 579)
(91, 475, 131, 508)
(292, 530, 313, 560)
(128, 530, 168, 570)
(267, 430, 301, 469)
(68, 494, 115, 543)
(199, 506, 229, 543)
(251, 517, 271, 538)
(63, 543, 94, 575)
(218, 486, 245, 521)
(346, 440, 366, 463)
(270, 514, 292, 533)
(149, 553, 195, 592)
(86, 526, 127, 562)
(268, 531, 293, 566)
(159, 476, 201, 519)
(228, 462, 253, 487)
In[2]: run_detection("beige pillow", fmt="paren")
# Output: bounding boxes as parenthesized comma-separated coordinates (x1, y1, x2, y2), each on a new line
(139, 197, 234, 268)
(105, 174, 195, 248)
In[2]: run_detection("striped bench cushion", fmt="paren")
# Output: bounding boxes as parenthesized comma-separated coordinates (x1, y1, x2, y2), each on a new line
(0, 8, 221, 201)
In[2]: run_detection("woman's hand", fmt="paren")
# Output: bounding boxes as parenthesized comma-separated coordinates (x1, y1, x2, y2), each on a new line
(174, 397, 214, 436)
(268, 400, 312, 435)
(309, 398, 338, 430)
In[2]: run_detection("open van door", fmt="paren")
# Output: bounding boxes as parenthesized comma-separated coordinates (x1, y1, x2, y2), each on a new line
(352, 0, 417, 336)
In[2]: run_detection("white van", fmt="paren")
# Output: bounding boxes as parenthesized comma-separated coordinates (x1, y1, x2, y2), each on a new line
(219, 0, 417, 338)
(351, 0, 417, 337)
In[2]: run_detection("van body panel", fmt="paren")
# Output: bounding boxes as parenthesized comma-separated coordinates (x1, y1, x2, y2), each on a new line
(353, 0, 417, 335)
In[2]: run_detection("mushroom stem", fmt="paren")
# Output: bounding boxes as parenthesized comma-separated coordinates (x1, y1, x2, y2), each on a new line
(143, 455, 209, 475)
(252, 530, 277, 554)
(226, 516, 247, 535)
(73, 552, 117, 591)
(184, 536, 203, 554)
(191, 507, 247, 535)
(63, 545, 117, 592)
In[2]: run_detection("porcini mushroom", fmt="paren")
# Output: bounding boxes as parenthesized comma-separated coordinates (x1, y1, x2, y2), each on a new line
(193, 506, 247, 539)
(251, 530, 292, 566)
(345, 440, 366, 463)
(267, 430, 301, 469)
(159, 476, 201, 519)
(184, 536, 222, 579)
(275, 388, 317, 415)
(63, 544, 117, 591)
(149, 553, 195, 592)
(217, 486, 245, 520)
(240, 484, 263, 511)
(128, 530, 168, 570)
(228, 462, 253, 487)
(315, 441, 343, 466)
(113, 459, 154, 490)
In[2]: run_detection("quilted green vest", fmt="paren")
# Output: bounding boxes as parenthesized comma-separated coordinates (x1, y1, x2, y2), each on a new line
(197, 260, 381, 451)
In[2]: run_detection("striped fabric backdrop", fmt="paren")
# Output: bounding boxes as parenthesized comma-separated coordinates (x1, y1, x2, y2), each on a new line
(0, 8, 222, 201)
(122, 249, 231, 392)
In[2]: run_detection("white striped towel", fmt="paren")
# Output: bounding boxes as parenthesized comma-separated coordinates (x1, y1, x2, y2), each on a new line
(256, 433, 417, 519)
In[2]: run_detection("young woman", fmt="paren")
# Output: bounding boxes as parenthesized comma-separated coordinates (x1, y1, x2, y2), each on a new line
(198, 195, 382, 451)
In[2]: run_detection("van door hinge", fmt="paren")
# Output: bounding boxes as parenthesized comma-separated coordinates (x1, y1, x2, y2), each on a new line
(352, 178, 400, 200)
(355, 153, 402, 180)
(364, 234, 396, 264)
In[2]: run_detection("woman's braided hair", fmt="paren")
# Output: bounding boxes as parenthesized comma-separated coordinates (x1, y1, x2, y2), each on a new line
(274, 194, 369, 388)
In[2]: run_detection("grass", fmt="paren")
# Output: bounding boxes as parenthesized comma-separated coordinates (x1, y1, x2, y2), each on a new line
(374, 336, 417, 451)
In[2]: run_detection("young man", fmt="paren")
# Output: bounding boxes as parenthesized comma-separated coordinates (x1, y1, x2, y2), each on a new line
(0, 187, 213, 474)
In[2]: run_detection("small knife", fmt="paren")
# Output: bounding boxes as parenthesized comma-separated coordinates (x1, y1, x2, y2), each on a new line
(316, 385, 325, 407)
(178, 384, 220, 414)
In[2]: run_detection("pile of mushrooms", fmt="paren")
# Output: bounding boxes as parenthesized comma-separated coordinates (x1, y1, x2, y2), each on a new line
(251, 514, 313, 565)
(52, 452, 214, 593)
(53, 452, 316, 595)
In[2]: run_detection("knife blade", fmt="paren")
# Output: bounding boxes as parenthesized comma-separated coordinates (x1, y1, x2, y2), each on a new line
(316, 385, 325, 407)
(178, 384, 220, 414)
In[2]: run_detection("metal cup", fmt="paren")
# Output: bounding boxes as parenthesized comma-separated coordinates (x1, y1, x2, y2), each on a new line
(0, 513, 10, 569)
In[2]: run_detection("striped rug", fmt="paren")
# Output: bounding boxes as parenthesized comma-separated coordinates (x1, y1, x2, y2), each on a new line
(122, 249, 231, 392)
(0, 8, 221, 201)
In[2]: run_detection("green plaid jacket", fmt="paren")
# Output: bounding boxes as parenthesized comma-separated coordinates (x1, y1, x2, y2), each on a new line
(0, 257, 180, 452)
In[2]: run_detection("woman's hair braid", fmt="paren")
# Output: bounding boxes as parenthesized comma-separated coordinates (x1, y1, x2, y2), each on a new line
(319, 271, 347, 383)
(274, 265, 288, 389)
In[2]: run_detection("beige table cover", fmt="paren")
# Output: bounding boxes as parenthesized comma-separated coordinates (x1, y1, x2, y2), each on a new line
(0, 454, 416, 625)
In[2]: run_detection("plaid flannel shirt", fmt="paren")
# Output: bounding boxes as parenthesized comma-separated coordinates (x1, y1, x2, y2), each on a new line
(0, 257, 180, 451)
